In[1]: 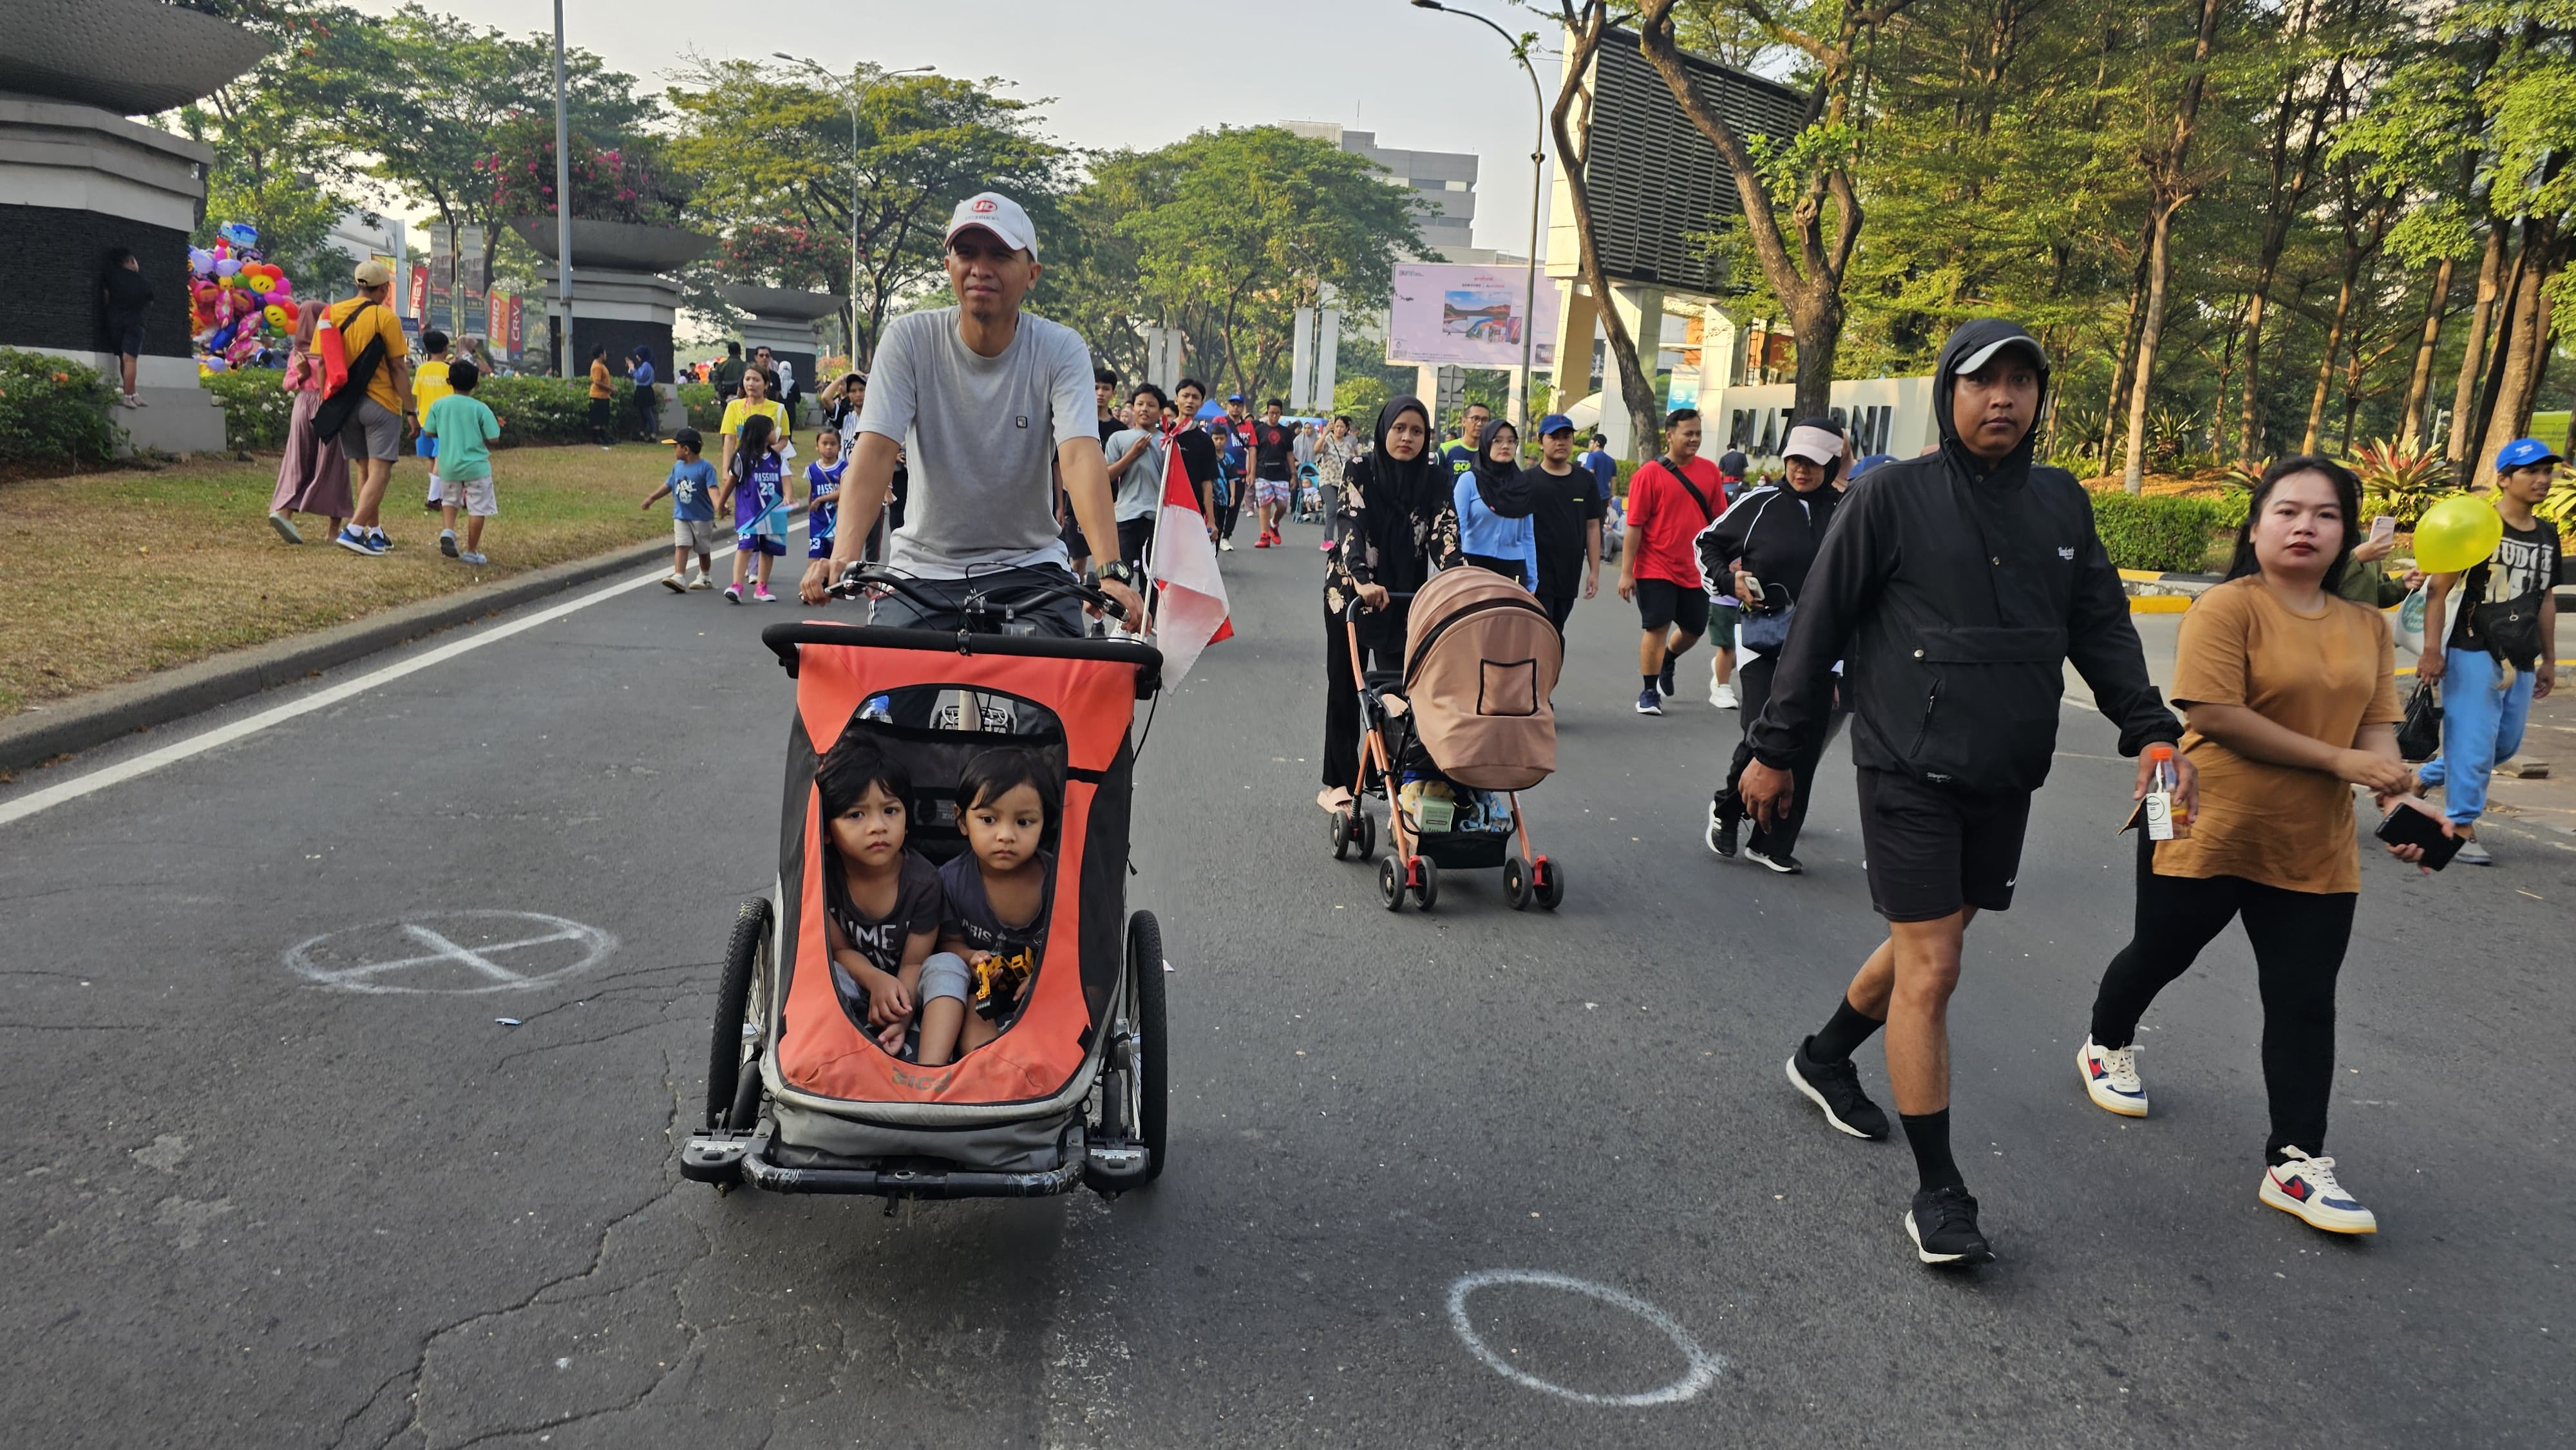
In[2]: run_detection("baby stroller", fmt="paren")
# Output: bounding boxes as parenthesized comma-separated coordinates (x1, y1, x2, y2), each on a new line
(1294, 462, 1325, 523)
(682, 567, 1169, 1204)
(1327, 565, 1566, 912)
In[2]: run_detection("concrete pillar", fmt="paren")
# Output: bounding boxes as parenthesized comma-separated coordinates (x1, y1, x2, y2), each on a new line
(1550, 283, 1599, 407)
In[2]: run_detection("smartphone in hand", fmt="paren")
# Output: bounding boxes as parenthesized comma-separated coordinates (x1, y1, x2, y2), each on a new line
(2370, 515, 2397, 546)
(2374, 798, 2463, 871)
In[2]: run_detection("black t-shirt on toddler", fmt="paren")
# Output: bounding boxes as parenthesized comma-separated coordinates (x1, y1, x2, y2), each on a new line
(823, 849, 944, 1028)
(938, 851, 1053, 1021)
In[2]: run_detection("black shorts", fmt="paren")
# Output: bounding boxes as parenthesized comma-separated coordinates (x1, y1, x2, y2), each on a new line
(1537, 590, 1576, 632)
(1634, 577, 1710, 636)
(1115, 515, 1154, 569)
(1856, 768, 2032, 921)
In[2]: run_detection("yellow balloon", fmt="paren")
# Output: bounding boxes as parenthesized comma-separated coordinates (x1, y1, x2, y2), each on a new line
(2412, 493, 2505, 574)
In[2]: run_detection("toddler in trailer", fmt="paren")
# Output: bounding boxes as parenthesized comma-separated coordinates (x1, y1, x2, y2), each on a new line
(817, 735, 945, 1054)
(918, 747, 1060, 1067)
(717, 413, 791, 603)
(640, 426, 718, 591)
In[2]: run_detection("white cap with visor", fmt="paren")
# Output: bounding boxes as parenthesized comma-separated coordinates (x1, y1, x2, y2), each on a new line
(945, 192, 1039, 257)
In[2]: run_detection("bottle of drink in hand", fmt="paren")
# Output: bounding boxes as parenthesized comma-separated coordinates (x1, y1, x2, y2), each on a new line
(2143, 742, 2190, 841)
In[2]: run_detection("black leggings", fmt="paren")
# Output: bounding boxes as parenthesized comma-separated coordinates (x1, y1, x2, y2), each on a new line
(2089, 830, 2356, 1160)
(1321, 605, 1405, 791)
(1712, 651, 1846, 857)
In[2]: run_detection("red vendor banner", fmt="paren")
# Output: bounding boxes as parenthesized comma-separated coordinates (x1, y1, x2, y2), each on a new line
(406, 265, 427, 321)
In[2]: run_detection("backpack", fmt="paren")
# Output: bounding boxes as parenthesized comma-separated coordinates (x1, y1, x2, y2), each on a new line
(311, 301, 385, 440)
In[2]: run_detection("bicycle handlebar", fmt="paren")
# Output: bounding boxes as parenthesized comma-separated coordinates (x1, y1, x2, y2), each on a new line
(830, 562, 1131, 626)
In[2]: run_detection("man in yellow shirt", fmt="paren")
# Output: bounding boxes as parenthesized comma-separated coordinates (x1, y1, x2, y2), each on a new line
(325, 259, 414, 556)
(717, 364, 789, 480)
(412, 329, 453, 513)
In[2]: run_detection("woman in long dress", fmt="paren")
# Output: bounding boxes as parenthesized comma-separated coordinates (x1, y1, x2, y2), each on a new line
(265, 303, 352, 543)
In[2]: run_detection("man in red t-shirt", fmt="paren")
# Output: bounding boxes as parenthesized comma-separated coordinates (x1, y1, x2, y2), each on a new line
(1615, 409, 1725, 716)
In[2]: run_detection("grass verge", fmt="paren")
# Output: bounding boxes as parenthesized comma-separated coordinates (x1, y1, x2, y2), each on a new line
(1, 443, 685, 716)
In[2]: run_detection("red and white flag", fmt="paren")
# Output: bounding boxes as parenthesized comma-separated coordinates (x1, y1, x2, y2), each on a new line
(1147, 425, 1232, 680)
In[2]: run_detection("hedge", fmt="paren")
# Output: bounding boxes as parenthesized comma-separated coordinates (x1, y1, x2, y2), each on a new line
(202, 367, 296, 449)
(2088, 491, 2231, 572)
(0, 349, 125, 465)
(679, 382, 722, 431)
(196, 370, 644, 451)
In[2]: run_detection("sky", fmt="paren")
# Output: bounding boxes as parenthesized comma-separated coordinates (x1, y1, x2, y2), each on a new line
(366, 0, 1562, 255)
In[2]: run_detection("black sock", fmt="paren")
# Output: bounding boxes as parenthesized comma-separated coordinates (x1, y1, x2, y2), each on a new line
(1806, 997, 1884, 1064)
(1663, 642, 1690, 672)
(1643, 673, 1659, 690)
(1900, 1109, 1965, 1192)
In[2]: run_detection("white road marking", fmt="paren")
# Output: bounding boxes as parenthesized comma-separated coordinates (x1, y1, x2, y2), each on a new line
(0, 549, 737, 829)
(1446, 1268, 1725, 1407)
(285, 910, 616, 995)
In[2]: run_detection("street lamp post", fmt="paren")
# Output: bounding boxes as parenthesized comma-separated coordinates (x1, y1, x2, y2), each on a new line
(1412, 1, 1545, 436)
(775, 54, 935, 366)
(552, 0, 573, 376)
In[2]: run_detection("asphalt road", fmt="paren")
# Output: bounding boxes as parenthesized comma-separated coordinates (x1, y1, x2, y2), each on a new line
(3, 518, 2569, 1448)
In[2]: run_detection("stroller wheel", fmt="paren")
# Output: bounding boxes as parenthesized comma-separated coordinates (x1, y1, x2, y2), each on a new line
(1503, 856, 1531, 910)
(1329, 807, 1352, 860)
(1412, 857, 1439, 911)
(1354, 810, 1378, 862)
(1533, 856, 1566, 910)
(1377, 854, 1406, 911)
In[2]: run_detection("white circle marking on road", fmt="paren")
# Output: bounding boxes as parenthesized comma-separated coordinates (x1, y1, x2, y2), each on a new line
(1446, 1269, 1725, 1407)
(285, 910, 616, 995)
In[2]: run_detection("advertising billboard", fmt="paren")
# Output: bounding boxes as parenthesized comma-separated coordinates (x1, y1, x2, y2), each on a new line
(1386, 263, 1558, 370)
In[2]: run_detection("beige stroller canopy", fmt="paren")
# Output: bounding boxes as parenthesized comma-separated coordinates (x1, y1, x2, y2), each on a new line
(1400, 565, 1562, 791)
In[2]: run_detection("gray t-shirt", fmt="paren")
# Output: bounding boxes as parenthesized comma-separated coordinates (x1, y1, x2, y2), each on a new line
(1105, 427, 1164, 523)
(857, 306, 1097, 576)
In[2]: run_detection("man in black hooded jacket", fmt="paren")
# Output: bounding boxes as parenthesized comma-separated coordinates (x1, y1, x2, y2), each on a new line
(1741, 318, 2192, 1267)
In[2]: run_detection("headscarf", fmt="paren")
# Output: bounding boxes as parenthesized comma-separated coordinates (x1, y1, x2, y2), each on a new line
(1469, 419, 1537, 518)
(1361, 395, 1442, 515)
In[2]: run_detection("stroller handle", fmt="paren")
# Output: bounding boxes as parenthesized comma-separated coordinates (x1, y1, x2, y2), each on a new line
(831, 561, 1130, 625)
(1343, 588, 1416, 624)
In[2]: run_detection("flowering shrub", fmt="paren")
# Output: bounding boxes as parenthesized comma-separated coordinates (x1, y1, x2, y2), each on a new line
(719, 224, 843, 292)
(0, 350, 124, 465)
(202, 367, 297, 449)
(478, 117, 685, 225)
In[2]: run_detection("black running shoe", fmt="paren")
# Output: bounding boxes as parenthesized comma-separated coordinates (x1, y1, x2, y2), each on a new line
(1905, 1185, 1994, 1266)
(1786, 1038, 1889, 1140)
(1657, 656, 1678, 697)
(1706, 796, 1738, 858)
(1745, 846, 1802, 874)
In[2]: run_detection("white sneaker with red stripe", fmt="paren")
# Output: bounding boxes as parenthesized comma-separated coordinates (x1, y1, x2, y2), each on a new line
(2078, 1037, 2148, 1117)
(2260, 1147, 2378, 1234)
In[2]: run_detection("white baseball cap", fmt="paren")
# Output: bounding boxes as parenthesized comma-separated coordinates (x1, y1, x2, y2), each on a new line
(945, 191, 1039, 257)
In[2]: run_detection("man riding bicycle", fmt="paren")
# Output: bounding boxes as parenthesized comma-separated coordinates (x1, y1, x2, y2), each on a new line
(799, 192, 1145, 635)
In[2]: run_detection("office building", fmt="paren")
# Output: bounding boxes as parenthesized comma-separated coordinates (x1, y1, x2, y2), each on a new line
(1281, 120, 1476, 259)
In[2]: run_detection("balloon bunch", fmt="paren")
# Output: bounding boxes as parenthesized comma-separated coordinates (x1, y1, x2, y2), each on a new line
(189, 221, 299, 373)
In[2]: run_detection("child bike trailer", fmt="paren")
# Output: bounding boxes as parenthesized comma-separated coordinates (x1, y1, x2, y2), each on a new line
(682, 619, 1168, 1203)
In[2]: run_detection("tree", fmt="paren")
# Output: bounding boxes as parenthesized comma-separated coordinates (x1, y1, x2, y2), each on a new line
(1054, 127, 1421, 400)
(666, 61, 1066, 364)
(2116, 0, 2227, 494)
(1638, 0, 1924, 421)
(1547, 2, 1666, 456)
(2467, 5, 2575, 469)
(167, 1, 368, 282)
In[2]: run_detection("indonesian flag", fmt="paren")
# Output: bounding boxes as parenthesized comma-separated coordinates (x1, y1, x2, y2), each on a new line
(1147, 424, 1233, 680)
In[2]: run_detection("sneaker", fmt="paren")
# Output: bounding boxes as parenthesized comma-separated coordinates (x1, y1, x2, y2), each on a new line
(334, 527, 384, 557)
(1906, 1185, 1995, 1265)
(457, 551, 488, 566)
(2260, 1148, 2378, 1234)
(367, 528, 392, 551)
(1706, 797, 1738, 858)
(2078, 1038, 2148, 1117)
(266, 512, 303, 545)
(724, 586, 742, 604)
(1786, 1039, 1889, 1140)
(439, 530, 459, 558)
(422, 495, 443, 513)
(661, 572, 688, 594)
(1745, 846, 1803, 874)
(687, 576, 714, 591)
(1635, 686, 1664, 716)
(1255, 533, 1271, 549)
(118, 393, 142, 410)
(1320, 540, 1335, 552)
(1657, 657, 1678, 697)
(752, 587, 776, 603)
(1710, 681, 1738, 710)
(2453, 836, 2491, 865)
(1219, 538, 1235, 552)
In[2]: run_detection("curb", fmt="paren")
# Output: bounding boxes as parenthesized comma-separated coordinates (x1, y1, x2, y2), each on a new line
(0, 536, 675, 775)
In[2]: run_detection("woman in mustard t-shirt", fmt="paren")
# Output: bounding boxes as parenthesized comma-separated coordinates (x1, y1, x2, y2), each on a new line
(2078, 455, 2440, 1239)
(587, 344, 613, 447)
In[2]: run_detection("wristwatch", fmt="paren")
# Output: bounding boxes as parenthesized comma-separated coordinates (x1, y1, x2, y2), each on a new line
(1090, 560, 1139, 591)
